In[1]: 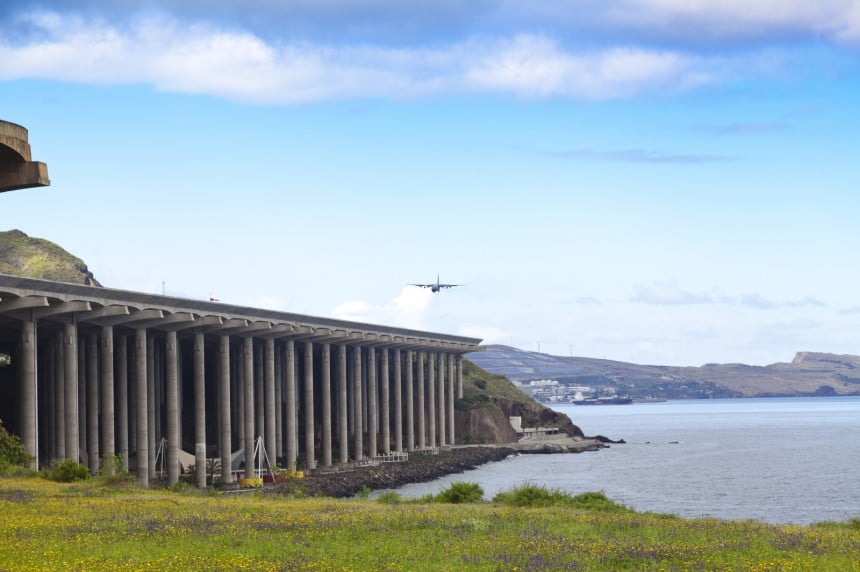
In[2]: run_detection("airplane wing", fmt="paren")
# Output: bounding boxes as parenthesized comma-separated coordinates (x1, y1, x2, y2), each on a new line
(409, 284, 434, 288)
(437, 284, 461, 288)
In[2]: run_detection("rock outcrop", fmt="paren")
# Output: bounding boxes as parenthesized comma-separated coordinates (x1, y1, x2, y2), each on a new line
(0, 229, 101, 286)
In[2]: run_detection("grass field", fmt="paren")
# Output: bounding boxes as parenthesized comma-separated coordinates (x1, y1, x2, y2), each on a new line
(1, 477, 858, 571)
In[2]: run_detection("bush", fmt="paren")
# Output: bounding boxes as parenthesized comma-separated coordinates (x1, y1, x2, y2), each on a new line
(375, 491, 402, 505)
(0, 419, 31, 473)
(570, 491, 630, 513)
(43, 459, 91, 483)
(493, 483, 574, 507)
(493, 485, 630, 513)
(99, 454, 129, 485)
(434, 482, 484, 504)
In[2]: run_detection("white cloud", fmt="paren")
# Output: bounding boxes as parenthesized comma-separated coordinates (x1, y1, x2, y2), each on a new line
(464, 35, 717, 99)
(331, 299, 372, 322)
(0, 11, 748, 103)
(618, 0, 860, 44)
(632, 281, 714, 305)
(330, 287, 433, 330)
(740, 293, 778, 309)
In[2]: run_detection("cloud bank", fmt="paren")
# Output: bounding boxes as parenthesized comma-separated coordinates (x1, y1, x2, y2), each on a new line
(1, 2, 857, 104)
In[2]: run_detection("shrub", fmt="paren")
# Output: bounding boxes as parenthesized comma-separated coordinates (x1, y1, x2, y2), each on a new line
(99, 454, 129, 485)
(493, 483, 574, 507)
(0, 419, 31, 473)
(493, 485, 631, 513)
(434, 481, 484, 504)
(43, 459, 91, 483)
(570, 491, 630, 513)
(375, 491, 402, 505)
(356, 485, 372, 499)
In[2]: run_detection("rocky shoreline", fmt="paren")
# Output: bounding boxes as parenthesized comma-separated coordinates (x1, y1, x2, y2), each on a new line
(273, 437, 615, 498)
(285, 447, 515, 498)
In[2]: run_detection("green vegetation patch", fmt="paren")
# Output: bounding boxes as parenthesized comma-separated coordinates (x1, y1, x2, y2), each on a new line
(0, 419, 30, 474)
(1, 475, 859, 570)
(0, 229, 100, 285)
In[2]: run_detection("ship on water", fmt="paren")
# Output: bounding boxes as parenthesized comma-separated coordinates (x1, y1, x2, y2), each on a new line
(572, 396, 633, 405)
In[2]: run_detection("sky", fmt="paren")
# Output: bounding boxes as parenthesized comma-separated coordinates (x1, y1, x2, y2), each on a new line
(1, 1, 859, 367)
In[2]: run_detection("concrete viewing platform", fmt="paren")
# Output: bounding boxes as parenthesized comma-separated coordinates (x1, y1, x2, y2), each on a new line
(0, 120, 50, 193)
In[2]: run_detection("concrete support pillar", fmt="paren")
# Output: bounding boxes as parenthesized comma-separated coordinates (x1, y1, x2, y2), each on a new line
(367, 347, 377, 458)
(264, 339, 276, 469)
(303, 341, 315, 470)
(405, 350, 414, 452)
(20, 320, 37, 468)
(274, 346, 283, 461)
(447, 352, 456, 445)
(347, 352, 354, 439)
(134, 328, 148, 486)
(381, 348, 390, 454)
(393, 348, 402, 453)
(165, 331, 179, 487)
(457, 355, 464, 399)
(285, 340, 297, 470)
(243, 337, 254, 479)
(147, 338, 156, 482)
(177, 348, 184, 452)
(117, 335, 128, 470)
(352, 347, 363, 460)
(64, 322, 78, 462)
(235, 344, 244, 447)
(54, 332, 65, 460)
(78, 341, 85, 462)
(416, 351, 425, 449)
(218, 335, 232, 484)
(193, 333, 206, 488)
(337, 344, 348, 464)
(254, 344, 264, 455)
(321, 343, 332, 467)
(438, 352, 446, 447)
(45, 338, 54, 462)
(100, 326, 115, 459)
(427, 352, 436, 448)
(86, 332, 99, 474)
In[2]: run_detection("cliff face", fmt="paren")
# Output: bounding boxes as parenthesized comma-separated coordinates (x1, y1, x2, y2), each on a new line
(455, 406, 518, 444)
(455, 359, 584, 444)
(0, 229, 101, 286)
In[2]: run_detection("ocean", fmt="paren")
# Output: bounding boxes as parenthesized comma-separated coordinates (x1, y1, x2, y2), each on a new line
(377, 397, 860, 524)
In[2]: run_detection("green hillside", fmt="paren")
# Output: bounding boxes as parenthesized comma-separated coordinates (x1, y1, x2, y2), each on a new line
(459, 358, 583, 439)
(0, 229, 100, 285)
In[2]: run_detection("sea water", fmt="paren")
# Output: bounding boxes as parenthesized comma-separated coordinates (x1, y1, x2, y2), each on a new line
(378, 397, 860, 524)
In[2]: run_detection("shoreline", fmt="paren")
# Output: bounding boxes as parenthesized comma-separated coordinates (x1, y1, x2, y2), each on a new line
(288, 436, 612, 498)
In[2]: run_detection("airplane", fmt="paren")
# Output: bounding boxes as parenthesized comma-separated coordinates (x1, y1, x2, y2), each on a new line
(409, 275, 462, 293)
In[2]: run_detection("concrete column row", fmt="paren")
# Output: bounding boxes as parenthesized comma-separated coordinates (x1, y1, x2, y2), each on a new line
(14, 320, 466, 487)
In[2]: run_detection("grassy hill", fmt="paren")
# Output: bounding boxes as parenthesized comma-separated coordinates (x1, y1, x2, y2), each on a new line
(457, 358, 583, 441)
(0, 229, 100, 285)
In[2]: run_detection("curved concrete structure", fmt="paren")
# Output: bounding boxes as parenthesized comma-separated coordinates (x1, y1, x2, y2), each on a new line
(0, 121, 50, 193)
(0, 274, 478, 484)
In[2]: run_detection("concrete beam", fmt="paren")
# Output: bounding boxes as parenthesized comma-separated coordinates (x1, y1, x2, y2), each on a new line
(95, 308, 165, 328)
(0, 120, 50, 193)
(0, 295, 49, 313)
(34, 301, 92, 319)
(132, 312, 195, 331)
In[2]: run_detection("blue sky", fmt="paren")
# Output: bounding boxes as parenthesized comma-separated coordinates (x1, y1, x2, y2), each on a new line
(2, 1, 859, 366)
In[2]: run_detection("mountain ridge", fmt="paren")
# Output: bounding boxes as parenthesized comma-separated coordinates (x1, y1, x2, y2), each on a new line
(466, 345, 860, 399)
(0, 229, 100, 286)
